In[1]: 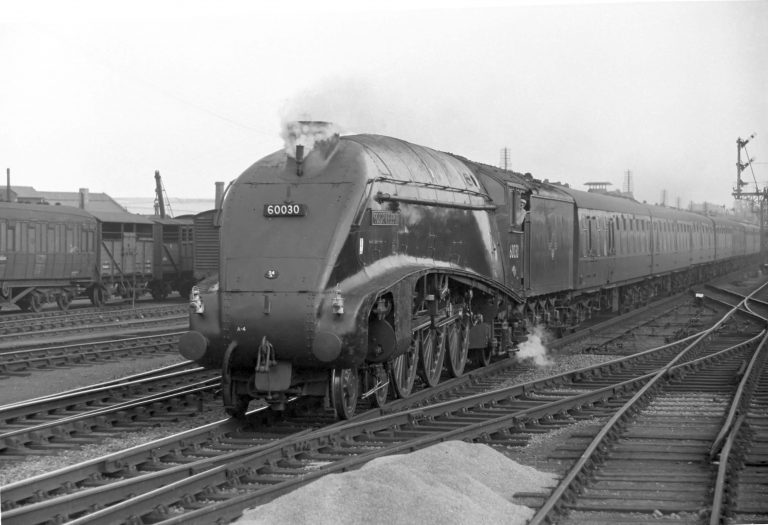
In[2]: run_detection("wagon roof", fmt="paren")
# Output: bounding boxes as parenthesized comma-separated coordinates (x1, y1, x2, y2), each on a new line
(555, 185, 651, 214)
(89, 210, 155, 224)
(0, 201, 96, 221)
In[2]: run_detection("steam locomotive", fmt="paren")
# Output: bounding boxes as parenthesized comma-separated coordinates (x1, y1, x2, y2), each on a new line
(179, 122, 761, 419)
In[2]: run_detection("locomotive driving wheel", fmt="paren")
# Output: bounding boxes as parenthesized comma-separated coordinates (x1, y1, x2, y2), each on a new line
(446, 320, 468, 377)
(331, 368, 359, 419)
(389, 331, 419, 398)
(363, 364, 389, 408)
(419, 327, 445, 387)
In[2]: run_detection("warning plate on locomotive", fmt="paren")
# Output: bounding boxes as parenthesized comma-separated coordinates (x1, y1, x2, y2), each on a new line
(263, 203, 306, 217)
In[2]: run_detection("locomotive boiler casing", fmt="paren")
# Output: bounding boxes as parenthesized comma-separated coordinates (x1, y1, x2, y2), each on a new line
(180, 132, 505, 387)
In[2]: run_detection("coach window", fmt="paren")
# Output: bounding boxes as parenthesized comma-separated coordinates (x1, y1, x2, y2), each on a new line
(6, 223, 15, 251)
(608, 218, 616, 255)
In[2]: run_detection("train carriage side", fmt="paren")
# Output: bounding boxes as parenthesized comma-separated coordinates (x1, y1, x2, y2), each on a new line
(0, 202, 99, 311)
(556, 187, 653, 291)
(523, 186, 575, 299)
(712, 215, 761, 267)
(91, 210, 155, 303)
(648, 205, 717, 275)
(149, 215, 195, 299)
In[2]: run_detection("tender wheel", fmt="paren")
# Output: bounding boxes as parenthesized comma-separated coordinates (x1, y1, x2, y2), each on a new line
(331, 368, 359, 420)
(446, 321, 468, 377)
(389, 332, 419, 398)
(472, 345, 493, 367)
(419, 328, 445, 388)
(56, 293, 72, 311)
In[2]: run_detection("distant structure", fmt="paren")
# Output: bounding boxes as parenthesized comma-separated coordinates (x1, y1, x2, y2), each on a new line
(623, 170, 634, 196)
(585, 182, 612, 193)
(661, 189, 668, 207)
(499, 147, 511, 170)
(0, 185, 127, 214)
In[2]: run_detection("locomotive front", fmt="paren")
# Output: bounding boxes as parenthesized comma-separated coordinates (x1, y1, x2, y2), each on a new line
(180, 122, 505, 418)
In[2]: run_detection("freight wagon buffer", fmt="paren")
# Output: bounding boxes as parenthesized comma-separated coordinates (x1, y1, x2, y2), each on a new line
(180, 124, 524, 419)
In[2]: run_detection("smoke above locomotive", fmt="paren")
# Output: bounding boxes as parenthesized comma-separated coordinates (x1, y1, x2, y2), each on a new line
(281, 120, 341, 159)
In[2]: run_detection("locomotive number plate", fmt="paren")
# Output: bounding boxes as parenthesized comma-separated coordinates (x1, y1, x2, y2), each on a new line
(263, 203, 306, 217)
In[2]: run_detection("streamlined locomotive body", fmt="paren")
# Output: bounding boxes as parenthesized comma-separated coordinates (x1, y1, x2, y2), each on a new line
(180, 124, 762, 419)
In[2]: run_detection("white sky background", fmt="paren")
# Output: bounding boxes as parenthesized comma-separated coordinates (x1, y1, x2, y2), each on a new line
(1, 0, 766, 209)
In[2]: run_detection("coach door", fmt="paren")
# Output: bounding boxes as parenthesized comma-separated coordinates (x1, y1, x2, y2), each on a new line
(504, 185, 526, 293)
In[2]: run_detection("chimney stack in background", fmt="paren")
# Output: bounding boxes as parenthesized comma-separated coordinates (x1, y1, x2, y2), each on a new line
(79, 188, 89, 209)
(215, 181, 225, 210)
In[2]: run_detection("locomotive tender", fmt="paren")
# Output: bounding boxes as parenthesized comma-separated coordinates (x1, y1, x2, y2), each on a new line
(179, 122, 761, 419)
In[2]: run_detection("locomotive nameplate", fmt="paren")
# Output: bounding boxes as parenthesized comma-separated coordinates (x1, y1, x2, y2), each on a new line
(371, 210, 399, 226)
(263, 203, 306, 217)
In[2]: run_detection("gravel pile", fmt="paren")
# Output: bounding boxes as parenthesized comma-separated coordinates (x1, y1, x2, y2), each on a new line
(236, 440, 557, 525)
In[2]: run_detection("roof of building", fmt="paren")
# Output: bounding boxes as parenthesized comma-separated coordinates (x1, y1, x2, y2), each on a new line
(37, 191, 128, 214)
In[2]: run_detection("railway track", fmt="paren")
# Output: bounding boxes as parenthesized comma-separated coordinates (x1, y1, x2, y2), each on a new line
(0, 362, 219, 459)
(1, 292, 762, 525)
(527, 281, 768, 525)
(0, 289, 718, 457)
(0, 332, 186, 378)
(0, 303, 189, 341)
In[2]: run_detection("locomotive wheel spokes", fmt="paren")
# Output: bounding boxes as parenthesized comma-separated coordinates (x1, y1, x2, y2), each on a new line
(446, 321, 468, 377)
(331, 368, 359, 419)
(389, 332, 418, 398)
(367, 365, 389, 408)
(419, 328, 445, 387)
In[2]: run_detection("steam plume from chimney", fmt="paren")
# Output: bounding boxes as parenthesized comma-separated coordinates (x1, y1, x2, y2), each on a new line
(281, 121, 340, 159)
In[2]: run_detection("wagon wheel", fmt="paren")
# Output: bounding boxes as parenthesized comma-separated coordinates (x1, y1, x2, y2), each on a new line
(56, 293, 72, 311)
(446, 321, 468, 377)
(419, 328, 445, 388)
(90, 286, 105, 307)
(331, 368, 359, 420)
(389, 332, 419, 398)
(22, 293, 43, 313)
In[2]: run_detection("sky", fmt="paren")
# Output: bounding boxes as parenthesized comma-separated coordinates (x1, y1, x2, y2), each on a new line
(1, 0, 766, 212)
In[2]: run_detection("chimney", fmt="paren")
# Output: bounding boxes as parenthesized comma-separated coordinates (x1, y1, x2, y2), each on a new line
(79, 188, 89, 209)
(215, 181, 225, 210)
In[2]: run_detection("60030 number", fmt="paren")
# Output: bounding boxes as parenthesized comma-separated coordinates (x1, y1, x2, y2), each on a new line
(263, 203, 306, 217)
